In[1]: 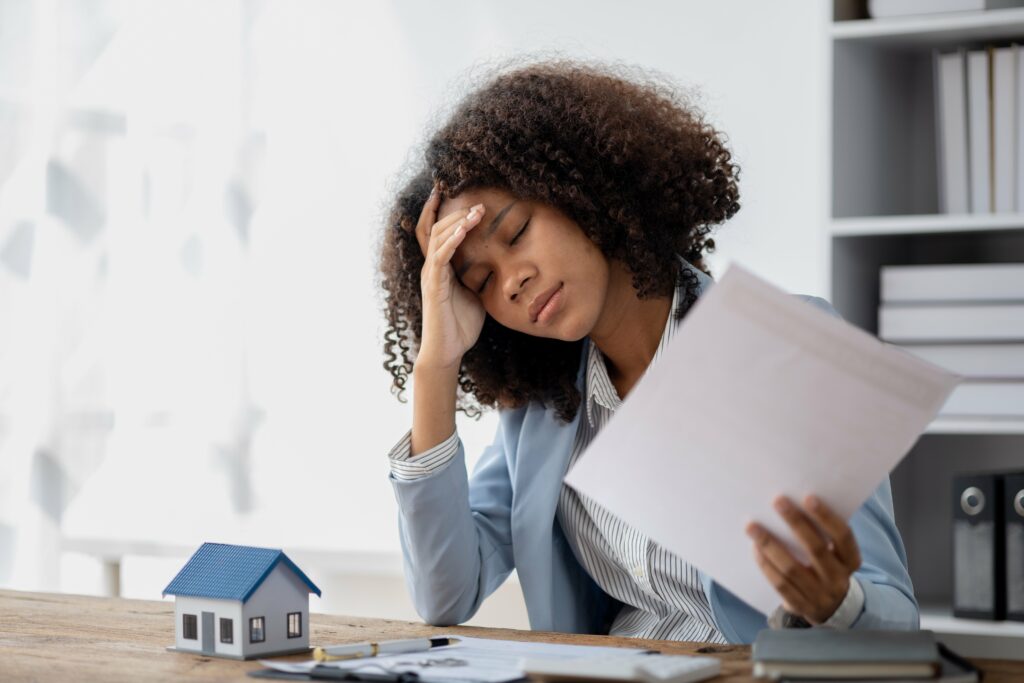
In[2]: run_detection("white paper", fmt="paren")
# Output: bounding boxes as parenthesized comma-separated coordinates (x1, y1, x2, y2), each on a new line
(562, 263, 959, 616)
(259, 636, 651, 682)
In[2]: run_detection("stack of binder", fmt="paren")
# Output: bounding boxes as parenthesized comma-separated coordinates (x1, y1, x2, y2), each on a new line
(878, 263, 1024, 419)
(934, 44, 1023, 214)
(952, 470, 1024, 622)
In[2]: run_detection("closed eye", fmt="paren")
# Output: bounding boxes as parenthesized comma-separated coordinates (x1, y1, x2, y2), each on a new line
(476, 220, 530, 293)
(510, 219, 529, 245)
(476, 273, 491, 294)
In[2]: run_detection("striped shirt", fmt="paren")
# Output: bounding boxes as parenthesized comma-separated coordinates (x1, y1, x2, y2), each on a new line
(559, 282, 728, 642)
(388, 278, 864, 638)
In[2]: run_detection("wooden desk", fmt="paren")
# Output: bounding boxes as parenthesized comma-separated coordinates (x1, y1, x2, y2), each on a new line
(1, 589, 1022, 683)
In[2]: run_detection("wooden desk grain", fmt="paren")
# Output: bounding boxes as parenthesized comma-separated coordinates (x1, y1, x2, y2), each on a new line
(1, 589, 1021, 682)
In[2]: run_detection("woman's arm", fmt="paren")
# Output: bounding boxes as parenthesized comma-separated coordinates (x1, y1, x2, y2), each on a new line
(747, 479, 918, 630)
(845, 477, 920, 629)
(389, 412, 518, 626)
(386, 182, 516, 624)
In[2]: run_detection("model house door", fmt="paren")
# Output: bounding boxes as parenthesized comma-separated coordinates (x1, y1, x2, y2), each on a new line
(201, 612, 215, 654)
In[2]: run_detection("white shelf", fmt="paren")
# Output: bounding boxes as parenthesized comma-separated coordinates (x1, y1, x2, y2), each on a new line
(831, 213, 1024, 237)
(920, 606, 1024, 660)
(832, 8, 1024, 45)
(921, 605, 1024, 637)
(926, 417, 1024, 435)
(830, 1, 1024, 646)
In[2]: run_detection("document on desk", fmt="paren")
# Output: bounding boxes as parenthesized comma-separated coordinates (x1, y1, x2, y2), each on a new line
(258, 636, 652, 682)
(563, 263, 960, 616)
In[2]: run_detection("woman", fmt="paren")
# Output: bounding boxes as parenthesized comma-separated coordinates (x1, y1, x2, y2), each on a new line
(377, 58, 917, 643)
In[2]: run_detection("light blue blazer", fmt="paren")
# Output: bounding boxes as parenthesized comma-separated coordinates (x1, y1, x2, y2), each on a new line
(389, 265, 919, 643)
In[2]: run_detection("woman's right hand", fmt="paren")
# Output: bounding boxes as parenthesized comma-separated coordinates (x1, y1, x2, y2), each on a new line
(413, 181, 487, 370)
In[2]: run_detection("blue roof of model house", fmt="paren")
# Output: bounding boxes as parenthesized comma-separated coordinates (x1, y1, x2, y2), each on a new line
(162, 542, 321, 602)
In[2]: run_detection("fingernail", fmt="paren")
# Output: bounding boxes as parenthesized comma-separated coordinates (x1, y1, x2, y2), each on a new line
(807, 495, 821, 510)
(775, 498, 792, 513)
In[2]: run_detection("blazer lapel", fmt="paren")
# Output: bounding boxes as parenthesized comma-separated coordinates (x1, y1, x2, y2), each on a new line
(510, 341, 588, 631)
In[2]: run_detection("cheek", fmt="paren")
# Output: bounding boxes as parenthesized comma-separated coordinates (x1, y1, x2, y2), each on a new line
(483, 302, 521, 333)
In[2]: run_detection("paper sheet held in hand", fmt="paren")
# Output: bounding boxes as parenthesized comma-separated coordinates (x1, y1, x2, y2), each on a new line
(562, 263, 959, 616)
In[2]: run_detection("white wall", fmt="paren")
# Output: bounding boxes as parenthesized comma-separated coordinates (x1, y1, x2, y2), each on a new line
(244, 0, 833, 583)
(238, 0, 833, 561)
(3, 0, 831, 629)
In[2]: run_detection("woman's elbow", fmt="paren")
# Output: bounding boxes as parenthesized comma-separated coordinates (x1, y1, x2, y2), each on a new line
(854, 580, 920, 630)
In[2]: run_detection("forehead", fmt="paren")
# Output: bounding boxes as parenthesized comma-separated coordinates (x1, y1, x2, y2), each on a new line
(438, 186, 517, 216)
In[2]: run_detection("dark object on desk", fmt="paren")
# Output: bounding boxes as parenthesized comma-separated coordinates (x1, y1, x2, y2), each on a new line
(1004, 472, 1024, 622)
(953, 473, 1005, 620)
(248, 667, 422, 682)
(934, 642, 983, 683)
(768, 604, 812, 630)
(752, 629, 941, 680)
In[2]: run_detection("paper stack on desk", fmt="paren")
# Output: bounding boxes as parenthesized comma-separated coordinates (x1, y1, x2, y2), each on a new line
(563, 263, 959, 616)
(257, 636, 653, 682)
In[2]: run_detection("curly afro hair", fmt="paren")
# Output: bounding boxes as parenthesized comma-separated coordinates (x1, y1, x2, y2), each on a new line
(378, 56, 741, 424)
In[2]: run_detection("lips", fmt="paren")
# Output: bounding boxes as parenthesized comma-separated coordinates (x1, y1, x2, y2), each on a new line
(529, 283, 563, 323)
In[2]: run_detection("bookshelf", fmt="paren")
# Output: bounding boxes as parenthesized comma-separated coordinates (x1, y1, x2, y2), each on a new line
(830, 1, 1024, 660)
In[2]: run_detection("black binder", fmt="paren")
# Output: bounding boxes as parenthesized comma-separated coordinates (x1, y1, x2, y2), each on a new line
(952, 472, 1005, 620)
(1005, 472, 1024, 622)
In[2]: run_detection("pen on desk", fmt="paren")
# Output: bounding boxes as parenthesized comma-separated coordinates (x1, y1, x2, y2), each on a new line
(313, 637, 460, 662)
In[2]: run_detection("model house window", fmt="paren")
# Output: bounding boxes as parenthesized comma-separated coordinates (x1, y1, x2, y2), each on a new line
(182, 614, 197, 640)
(220, 617, 233, 644)
(287, 612, 302, 638)
(249, 616, 265, 643)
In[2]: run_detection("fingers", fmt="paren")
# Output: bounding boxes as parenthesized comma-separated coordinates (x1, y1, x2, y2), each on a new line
(753, 545, 816, 618)
(748, 495, 862, 625)
(431, 218, 473, 270)
(747, 522, 818, 590)
(417, 205, 487, 301)
(414, 179, 485, 258)
(803, 495, 862, 573)
(747, 523, 818, 617)
(432, 203, 484, 247)
(773, 496, 848, 583)
(415, 189, 486, 270)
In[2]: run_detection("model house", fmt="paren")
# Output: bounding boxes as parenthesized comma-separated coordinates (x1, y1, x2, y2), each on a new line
(163, 542, 322, 660)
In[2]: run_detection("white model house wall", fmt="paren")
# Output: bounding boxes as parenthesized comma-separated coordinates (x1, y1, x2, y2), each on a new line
(239, 565, 311, 657)
(174, 596, 243, 658)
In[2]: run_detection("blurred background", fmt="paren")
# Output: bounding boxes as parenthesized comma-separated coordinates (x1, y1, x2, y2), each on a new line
(0, 0, 833, 628)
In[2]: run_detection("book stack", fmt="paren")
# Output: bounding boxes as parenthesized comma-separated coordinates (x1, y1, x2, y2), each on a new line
(933, 42, 1023, 214)
(878, 263, 1024, 420)
(752, 629, 979, 682)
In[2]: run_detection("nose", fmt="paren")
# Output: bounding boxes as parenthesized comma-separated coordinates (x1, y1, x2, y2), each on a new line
(503, 271, 531, 302)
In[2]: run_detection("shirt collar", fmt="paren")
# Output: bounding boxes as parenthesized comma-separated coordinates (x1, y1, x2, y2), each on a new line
(584, 276, 684, 428)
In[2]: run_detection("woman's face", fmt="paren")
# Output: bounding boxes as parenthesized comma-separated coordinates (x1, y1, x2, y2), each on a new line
(439, 186, 610, 342)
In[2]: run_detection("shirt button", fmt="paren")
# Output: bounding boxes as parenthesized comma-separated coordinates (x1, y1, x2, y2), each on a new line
(632, 565, 644, 578)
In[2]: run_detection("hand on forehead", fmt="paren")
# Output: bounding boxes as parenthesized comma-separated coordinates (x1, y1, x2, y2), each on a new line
(439, 186, 514, 217)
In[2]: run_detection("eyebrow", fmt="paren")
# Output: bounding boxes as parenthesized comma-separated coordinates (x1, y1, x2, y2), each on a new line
(455, 200, 517, 280)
